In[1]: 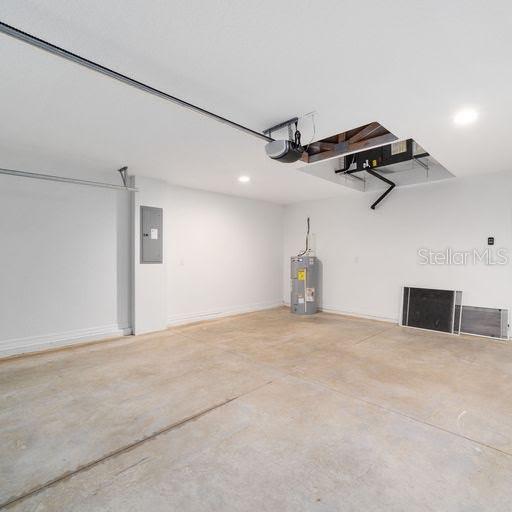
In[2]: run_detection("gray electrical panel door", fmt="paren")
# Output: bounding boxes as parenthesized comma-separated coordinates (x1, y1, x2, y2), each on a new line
(290, 256, 319, 315)
(140, 206, 163, 264)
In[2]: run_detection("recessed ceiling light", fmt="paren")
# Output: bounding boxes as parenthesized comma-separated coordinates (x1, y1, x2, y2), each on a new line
(238, 176, 250, 183)
(453, 108, 478, 126)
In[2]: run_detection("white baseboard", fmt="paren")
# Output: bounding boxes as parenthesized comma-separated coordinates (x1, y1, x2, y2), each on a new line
(283, 301, 397, 324)
(0, 303, 394, 358)
(320, 305, 397, 324)
(167, 300, 284, 327)
(0, 324, 132, 358)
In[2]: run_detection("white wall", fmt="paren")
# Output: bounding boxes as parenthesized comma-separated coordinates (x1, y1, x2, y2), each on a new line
(0, 175, 132, 356)
(132, 176, 168, 335)
(3, 166, 509, 356)
(0, 174, 284, 355)
(283, 171, 512, 323)
(132, 178, 284, 332)
(165, 185, 284, 325)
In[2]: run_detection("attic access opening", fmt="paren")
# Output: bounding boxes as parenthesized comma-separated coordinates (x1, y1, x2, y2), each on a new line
(302, 122, 397, 164)
(300, 123, 454, 209)
(337, 139, 427, 209)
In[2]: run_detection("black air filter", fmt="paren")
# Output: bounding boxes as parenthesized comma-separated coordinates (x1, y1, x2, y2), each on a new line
(402, 287, 462, 334)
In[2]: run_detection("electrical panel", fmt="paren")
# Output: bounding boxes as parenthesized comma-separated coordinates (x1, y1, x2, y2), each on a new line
(140, 206, 163, 264)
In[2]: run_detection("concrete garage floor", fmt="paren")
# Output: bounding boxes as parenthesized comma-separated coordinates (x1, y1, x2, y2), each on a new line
(1, 308, 512, 511)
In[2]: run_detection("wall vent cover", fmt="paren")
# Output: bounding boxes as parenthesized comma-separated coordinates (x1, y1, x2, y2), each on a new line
(460, 306, 508, 340)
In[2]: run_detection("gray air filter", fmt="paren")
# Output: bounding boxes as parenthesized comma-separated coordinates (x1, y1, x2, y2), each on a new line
(265, 140, 304, 163)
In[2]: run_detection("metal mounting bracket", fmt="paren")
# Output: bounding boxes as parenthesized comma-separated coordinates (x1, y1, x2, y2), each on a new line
(263, 117, 299, 138)
(118, 166, 128, 187)
(365, 168, 396, 210)
(339, 166, 396, 209)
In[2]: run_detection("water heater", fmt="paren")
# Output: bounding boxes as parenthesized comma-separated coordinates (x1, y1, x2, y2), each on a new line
(290, 255, 318, 315)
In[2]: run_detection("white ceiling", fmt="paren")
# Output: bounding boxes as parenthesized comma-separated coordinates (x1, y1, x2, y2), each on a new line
(1, 1, 511, 204)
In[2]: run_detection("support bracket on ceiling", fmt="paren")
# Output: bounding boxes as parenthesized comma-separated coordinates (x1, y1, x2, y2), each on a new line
(263, 117, 299, 138)
(118, 166, 128, 187)
(340, 167, 396, 210)
(365, 168, 396, 210)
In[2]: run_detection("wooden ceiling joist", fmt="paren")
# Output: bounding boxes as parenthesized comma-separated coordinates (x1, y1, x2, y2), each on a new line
(346, 122, 382, 143)
(302, 122, 397, 164)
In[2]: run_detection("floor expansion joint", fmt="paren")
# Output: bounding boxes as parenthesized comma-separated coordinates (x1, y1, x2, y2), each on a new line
(0, 380, 273, 510)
